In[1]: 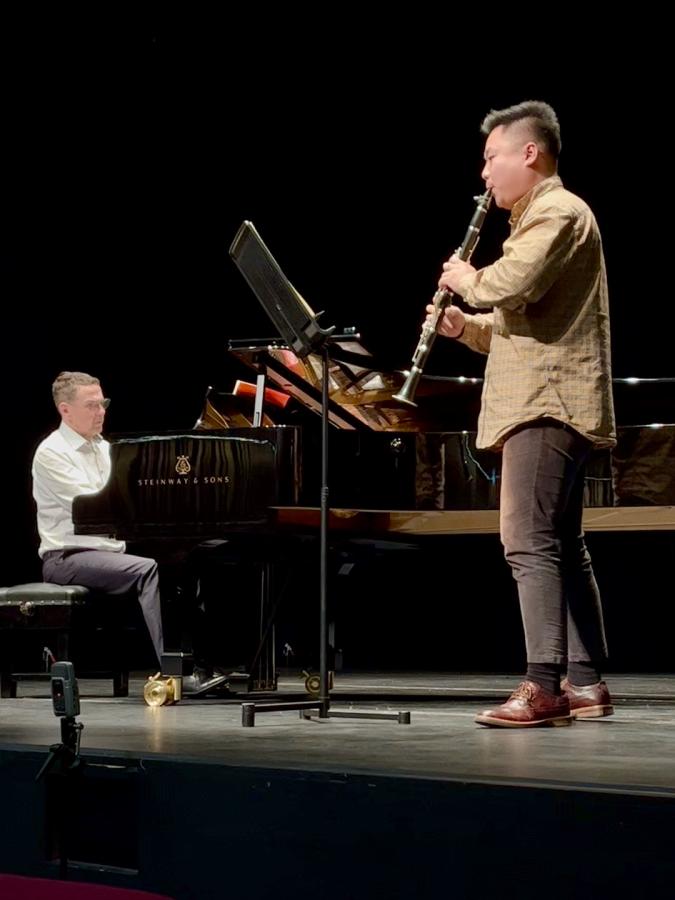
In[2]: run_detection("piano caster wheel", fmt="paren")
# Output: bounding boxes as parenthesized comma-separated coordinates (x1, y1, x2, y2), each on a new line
(302, 670, 334, 695)
(144, 675, 182, 707)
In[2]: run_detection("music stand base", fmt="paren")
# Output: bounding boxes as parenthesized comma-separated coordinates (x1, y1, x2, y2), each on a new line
(302, 708, 411, 724)
(241, 700, 411, 727)
(242, 700, 323, 727)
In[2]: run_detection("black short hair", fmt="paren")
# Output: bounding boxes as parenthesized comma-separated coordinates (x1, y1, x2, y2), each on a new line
(481, 101, 561, 160)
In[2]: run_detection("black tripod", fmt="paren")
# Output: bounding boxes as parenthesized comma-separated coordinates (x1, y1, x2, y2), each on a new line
(36, 713, 84, 878)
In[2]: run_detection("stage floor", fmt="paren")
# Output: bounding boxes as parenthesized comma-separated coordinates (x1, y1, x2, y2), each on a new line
(2, 672, 675, 795)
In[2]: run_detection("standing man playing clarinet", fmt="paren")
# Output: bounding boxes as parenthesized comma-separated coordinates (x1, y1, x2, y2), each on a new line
(431, 101, 616, 727)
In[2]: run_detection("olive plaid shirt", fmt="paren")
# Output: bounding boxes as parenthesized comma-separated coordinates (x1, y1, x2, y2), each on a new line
(456, 175, 616, 451)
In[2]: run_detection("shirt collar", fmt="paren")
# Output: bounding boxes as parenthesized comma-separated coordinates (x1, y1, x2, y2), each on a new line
(509, 174, 563, 226)
(58, 421, 103, 451)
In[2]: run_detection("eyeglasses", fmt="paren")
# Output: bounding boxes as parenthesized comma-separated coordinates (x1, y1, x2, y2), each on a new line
(80, 398, 111, 411)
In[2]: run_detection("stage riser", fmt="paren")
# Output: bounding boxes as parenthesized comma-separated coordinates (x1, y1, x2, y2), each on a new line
(2, 748, 675, 899)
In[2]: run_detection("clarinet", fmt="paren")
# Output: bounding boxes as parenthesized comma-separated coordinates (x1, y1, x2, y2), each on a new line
(393, 189, 492, 408)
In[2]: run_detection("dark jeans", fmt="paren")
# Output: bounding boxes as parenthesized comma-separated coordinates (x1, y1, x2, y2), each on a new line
(42, 549, 164, 665)
(500, 420, 608, 666)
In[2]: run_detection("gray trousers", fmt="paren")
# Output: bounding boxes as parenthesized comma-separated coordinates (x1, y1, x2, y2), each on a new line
(499, 420, 609, 666)
(42, 549, 164, 665)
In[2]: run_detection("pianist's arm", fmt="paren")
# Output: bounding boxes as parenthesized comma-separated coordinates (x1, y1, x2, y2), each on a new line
(32, 446, 106, 511)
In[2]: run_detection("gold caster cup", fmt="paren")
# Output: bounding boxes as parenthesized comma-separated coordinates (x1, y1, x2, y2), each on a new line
(144, 674, 182, 707)
(302, 670, 334, 695)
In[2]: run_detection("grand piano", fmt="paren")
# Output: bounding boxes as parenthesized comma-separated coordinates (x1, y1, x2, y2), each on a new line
(199, 341, 675, 525)
(72, 339, 675, 694)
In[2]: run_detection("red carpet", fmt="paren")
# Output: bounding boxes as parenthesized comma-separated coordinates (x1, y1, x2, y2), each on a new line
(0, 873, 173, 899)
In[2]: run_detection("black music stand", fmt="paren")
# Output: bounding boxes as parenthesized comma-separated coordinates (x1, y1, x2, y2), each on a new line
(229, 221, 410, 727)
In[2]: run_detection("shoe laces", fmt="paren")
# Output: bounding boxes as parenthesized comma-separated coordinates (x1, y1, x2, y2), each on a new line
(510, 682, 536, 703)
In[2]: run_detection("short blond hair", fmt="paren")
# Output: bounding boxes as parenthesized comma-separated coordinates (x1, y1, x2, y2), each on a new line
(52, 371, 100, 407)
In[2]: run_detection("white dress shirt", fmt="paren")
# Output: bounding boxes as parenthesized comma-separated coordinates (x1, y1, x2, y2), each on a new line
(32, 421, 126, 558)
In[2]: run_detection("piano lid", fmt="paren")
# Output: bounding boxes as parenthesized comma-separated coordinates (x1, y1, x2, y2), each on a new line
(227, 338, 484, 432)
(226, 337, 675, 433)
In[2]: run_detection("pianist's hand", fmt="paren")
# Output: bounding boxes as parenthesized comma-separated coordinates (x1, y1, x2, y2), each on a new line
(426, 304, 466, 340)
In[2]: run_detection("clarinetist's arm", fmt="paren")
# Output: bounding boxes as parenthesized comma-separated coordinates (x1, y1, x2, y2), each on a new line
(457, 312, 493, 355)
(425, 305, 493, 355)
(448, 207, 577, 310)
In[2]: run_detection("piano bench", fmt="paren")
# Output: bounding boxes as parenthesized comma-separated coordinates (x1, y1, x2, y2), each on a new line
(0, 583, 130, 699)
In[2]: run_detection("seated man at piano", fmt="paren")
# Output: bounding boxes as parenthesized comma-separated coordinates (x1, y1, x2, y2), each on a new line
(31, 370, 228, 696)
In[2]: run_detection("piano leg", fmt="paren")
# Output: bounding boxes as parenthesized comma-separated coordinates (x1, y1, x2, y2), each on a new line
(145, 538, 283, 704)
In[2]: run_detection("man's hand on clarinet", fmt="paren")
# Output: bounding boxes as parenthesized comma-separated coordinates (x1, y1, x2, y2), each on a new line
(438, 255, 476, 294)
(426, 304, 466, 339)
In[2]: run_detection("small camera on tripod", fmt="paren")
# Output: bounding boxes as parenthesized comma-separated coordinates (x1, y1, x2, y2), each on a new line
(51, 661, 80, 718)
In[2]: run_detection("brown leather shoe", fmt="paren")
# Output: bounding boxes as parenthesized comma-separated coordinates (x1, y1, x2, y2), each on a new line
(561, 678, 614, 718)
(475, 680, 573, 728)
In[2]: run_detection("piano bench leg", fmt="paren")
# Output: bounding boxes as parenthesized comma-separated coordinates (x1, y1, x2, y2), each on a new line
(0, 633, 16, 698)
(1, 668, 16, 699)
(113, 670, 129, 697)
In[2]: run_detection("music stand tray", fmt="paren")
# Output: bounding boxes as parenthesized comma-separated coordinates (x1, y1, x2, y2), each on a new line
(229, 221, 334, 358)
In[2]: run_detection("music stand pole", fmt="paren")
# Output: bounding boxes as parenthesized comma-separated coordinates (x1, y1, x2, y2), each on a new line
(318, 344, 330, 716)
(239, 338, 410, 727)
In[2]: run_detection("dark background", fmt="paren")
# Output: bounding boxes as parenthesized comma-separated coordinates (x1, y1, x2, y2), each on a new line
(1, 18, 672, 673)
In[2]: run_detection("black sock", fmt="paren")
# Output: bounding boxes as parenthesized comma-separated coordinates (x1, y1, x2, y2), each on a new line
(567, 660, 601, 687)
(526, 663, 562, 696)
